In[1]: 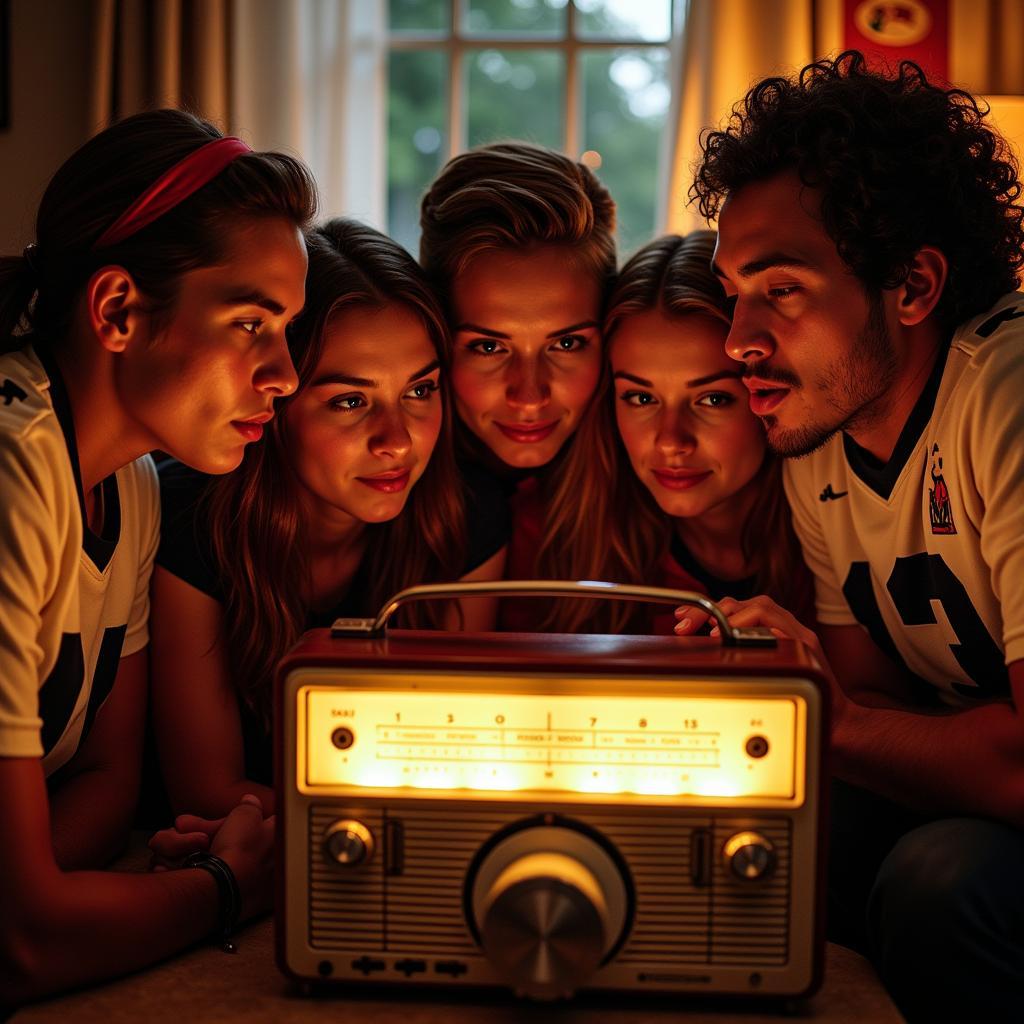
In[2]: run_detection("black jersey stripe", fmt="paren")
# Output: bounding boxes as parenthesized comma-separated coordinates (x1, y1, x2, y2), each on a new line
(38, 634, 85, 755)
(80, 624, 128, 744)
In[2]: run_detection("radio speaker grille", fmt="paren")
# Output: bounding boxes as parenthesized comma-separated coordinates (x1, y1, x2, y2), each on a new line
(309, 804, 790, 965)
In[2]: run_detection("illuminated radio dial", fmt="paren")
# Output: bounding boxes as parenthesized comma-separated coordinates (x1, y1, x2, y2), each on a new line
(470, 826, 628, 1000)
(722, 830, 776, 882)
(323, 819, 375, 868)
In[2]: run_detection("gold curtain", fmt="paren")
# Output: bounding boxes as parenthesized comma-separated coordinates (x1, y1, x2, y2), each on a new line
(88, 0, 230, 134)
(662, 0, 1024, 235)
(951, 0, 1024, 96)
(951, 0, 1024, 160)
(662, 0, 842, 235)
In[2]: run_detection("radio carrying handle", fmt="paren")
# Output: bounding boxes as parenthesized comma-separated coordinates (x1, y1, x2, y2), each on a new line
(331, 580, 776, 648)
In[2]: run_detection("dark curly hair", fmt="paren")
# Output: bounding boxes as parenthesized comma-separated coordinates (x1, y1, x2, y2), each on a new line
(691, 51, 1024, 329)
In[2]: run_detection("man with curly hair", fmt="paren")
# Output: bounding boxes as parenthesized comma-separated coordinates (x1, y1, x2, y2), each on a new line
(687, 51, 1024, 1020)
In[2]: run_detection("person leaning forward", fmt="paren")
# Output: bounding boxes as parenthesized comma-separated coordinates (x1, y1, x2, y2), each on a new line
(676, 51, 1024, 1023)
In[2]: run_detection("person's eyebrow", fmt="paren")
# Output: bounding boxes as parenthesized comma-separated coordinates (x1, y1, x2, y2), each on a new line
(546, 320, 600, 338)
(454, 323, 510, 339)
(309, 372, 375, 387)
(613, 371, 652, 386)
(712, 253, 813, 280)
(614, 369, 742, 389)
(310, 360, 440, 389)
(406, 359, 440, 382)
(221, 289, 287, 315)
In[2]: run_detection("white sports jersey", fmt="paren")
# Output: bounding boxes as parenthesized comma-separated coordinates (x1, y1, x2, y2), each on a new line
(0, 345, 159, 774)
(784, 293, 1024, 707)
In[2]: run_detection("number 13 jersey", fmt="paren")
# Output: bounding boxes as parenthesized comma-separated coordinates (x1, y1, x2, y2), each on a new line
(784, 292, 1024, 706)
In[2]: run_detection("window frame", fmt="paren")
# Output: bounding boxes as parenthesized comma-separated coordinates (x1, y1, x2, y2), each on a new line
(387, 0, 677, 161)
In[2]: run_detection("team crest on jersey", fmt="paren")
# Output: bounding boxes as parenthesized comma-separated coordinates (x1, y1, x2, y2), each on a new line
(928, 443, 956, 535)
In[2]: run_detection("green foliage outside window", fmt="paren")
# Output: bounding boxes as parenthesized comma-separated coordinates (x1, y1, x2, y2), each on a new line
(387, 0, 672, 259)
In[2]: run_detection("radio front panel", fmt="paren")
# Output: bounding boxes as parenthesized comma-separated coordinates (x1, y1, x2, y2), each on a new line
(305, 803, 795, 961)
(278, 641, 826, 1001)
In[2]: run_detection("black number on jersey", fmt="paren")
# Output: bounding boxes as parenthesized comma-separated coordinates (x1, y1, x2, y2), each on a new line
(842, 555, 1008, 699)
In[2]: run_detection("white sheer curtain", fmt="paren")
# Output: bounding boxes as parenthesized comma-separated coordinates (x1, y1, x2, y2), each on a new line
(230, 0, 388, 229)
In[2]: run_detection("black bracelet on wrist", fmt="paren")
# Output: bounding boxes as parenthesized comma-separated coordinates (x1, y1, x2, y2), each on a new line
(184, 851, 242, 953)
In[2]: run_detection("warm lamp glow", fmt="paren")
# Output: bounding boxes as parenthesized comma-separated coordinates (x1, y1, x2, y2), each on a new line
(986, 97, 1024, 162)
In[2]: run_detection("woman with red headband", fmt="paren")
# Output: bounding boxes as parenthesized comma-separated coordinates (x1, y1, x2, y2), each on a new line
(0, 108, 317, 1005)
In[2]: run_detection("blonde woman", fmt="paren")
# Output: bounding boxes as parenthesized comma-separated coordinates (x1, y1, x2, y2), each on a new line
(419, 142, 616, 628)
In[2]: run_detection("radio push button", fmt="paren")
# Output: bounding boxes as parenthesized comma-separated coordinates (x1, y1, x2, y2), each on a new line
(324, 819, 375, 867)
(722, 830, 776, 882)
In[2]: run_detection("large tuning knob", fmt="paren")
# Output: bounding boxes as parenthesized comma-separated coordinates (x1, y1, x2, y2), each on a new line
(722, 830, 776, 882)
(470, 826, 628, 1000)
(323, 819, 375, 868)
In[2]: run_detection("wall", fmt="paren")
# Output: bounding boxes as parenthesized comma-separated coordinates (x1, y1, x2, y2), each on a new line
(0, 0, 92, 251)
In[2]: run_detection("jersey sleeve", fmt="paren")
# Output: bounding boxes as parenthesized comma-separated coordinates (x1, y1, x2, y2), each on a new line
(121, 455, 161, 658)
(783, 458, 857, 627)
(965, 340, 1024, 665)
(460, 465, 512, 574)
(155, 461, 223, 601)
(0, 433, 69, 758)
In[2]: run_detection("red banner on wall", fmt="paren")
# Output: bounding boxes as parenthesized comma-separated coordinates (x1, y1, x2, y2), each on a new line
(843, 0, 949, 83)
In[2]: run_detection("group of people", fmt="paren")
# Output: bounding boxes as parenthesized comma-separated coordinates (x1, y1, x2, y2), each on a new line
(1, 51, 1022, 1021)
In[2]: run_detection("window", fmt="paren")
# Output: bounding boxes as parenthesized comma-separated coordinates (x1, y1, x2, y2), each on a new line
(387, 0, 677, 258)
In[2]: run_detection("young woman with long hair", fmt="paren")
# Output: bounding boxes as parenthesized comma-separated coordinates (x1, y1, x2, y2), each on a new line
(539, 231, 813, 634)
(0, 108, 317, 1004)
(150, 218, 508, 820)
(419, 142, 615, 628)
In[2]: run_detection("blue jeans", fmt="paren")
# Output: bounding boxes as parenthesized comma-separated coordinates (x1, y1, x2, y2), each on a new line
(828, 780, 1024, 1022)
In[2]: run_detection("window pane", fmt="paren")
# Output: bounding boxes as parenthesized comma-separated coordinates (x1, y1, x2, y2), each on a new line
(466, 49, 564, 149)
(580, 47, 670, 255)
(389, 0, 449, 33)
(575, 0, 672, 41)
(388, 50, 448, 255)
(464, 0, 567, 37)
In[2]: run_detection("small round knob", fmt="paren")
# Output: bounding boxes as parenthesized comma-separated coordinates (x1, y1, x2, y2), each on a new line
(722, 830, 776, 882)
(324, 819, 374, 867)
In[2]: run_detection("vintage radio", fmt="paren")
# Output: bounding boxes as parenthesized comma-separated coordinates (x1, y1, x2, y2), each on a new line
(276, 582, 829, 1002)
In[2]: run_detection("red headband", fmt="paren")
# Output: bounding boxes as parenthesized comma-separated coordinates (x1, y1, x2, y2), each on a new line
(93, 136, 253, 249)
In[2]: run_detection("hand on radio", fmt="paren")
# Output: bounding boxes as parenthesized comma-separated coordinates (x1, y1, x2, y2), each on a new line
(674, 595, 826, 663)
(675, 596, 847, 714)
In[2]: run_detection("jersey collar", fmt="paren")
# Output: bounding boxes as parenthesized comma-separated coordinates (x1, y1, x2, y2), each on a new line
(842, 341, 951, 501)
(33, 343, 121, 572)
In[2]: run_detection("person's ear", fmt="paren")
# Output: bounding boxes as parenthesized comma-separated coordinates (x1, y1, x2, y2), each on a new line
(85, 266, 146, 353)
(895, 246, 948, 327)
